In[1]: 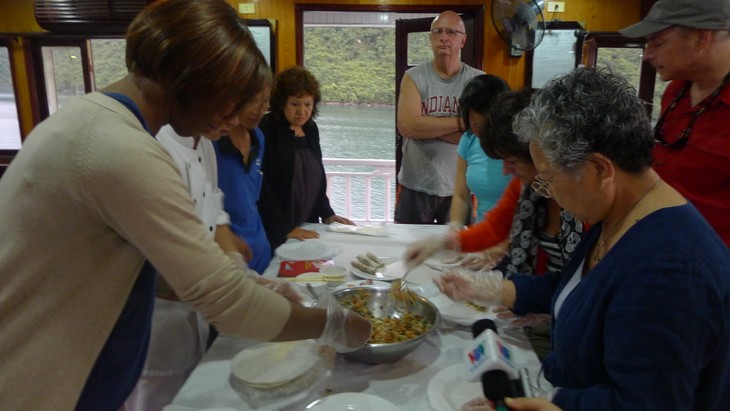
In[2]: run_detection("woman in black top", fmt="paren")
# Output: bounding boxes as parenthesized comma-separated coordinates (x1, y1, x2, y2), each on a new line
(258, 66, 354, 249)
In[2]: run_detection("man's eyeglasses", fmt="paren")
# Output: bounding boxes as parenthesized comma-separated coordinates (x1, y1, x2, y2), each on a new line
(530, 175, 554, 198)
(431, 28, 465, 38)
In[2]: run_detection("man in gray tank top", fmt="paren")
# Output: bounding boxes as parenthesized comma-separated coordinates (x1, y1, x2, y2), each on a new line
(396, 10, 484, 224)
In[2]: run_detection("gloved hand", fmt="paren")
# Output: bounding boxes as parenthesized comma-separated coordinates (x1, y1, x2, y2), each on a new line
(403, 235, 451, 267)
(461, 248, 508, 270)
(227, 251, 248, 268)
(315, 289, 372, 353)
(491, 306, 550, 328)
(440, 250, 464, 265)
(434, 268, 504, 307)
(229, 252, 304, 303)
(261, 278, 303, 303)
(460, 397, 491, 411)
(448, 221, 466, 233)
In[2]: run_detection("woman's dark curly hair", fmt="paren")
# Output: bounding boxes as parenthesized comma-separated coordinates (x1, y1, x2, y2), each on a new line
(479, 87, 536, 163)
(269, 66, 321, 120)
(458, 74, 510, 133)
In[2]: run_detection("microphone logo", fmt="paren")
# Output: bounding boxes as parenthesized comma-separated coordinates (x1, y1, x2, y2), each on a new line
(496, 340, 513, 365)
(467, 343, 485, 365)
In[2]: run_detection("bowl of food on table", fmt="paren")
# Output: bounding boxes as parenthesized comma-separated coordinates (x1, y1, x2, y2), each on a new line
(333, 285, 440, 364)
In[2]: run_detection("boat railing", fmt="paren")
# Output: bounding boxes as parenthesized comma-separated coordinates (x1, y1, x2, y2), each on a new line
(322, 158, 395, 223)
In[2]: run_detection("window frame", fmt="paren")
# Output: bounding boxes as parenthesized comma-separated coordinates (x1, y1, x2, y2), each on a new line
(583, 32, 656, 117)
(0, 35, 23, 170)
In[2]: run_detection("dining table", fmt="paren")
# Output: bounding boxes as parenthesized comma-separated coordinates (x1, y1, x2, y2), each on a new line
(166, 223, 549, 411)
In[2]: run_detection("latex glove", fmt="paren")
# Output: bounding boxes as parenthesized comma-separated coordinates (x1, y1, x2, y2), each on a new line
(434, 268, 504, 307)
(504, 397, 562, 411)
(228, 253, 304, 303)
(403, 235, 451, 267)
(440, 251, 464, 265)
(448, 221, 465, 233)
(491, 306, 550, 328)
(315, 289, 371, 353)
(261, 278, 303, 304)
(227, 251, 248, 269)
(460, 397, 492, 411)
(461, 248, 508, 270)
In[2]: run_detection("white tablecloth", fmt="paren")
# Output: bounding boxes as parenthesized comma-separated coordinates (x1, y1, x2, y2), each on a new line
(168, 224, 547, 411)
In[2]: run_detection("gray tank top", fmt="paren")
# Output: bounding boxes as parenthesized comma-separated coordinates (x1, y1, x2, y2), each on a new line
(398, 62, 484, 196)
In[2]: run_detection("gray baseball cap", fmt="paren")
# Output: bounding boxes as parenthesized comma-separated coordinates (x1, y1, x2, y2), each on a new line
(619, 0, 730, 38)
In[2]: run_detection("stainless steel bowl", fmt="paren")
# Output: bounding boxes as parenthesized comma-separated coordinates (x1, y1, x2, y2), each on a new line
(333, 285, 440, 364)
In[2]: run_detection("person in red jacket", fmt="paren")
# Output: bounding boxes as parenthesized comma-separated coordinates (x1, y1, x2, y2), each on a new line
(620, 0, 730, 248)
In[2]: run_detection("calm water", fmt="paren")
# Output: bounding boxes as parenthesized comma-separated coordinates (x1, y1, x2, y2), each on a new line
(317, 104, 396, 160)
(316, 105, 397, 221)
(0, 102, 397, 220)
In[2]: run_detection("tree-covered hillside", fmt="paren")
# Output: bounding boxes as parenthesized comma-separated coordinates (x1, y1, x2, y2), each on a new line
(303, 26, 432, 106)
(2, 28, 664, 112)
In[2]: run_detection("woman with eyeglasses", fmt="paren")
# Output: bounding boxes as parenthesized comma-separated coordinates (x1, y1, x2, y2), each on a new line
(436, 68, 730, 411)
(405, 88, 584, 360)
(406, 88, 584, 278)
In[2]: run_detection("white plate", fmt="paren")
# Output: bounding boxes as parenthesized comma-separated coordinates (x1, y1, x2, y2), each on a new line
(305, 393, 399, 411)
(230, 341, 319, 388)
(428, 293, 497, 326)
(349, 257, 397, 281)
(427, 364, 484, 411)
(275, 241, 336, 261)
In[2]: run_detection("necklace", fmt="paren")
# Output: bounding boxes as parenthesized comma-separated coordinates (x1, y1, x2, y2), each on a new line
(592, 178, 662, 262)
(654, 70, 730, 149)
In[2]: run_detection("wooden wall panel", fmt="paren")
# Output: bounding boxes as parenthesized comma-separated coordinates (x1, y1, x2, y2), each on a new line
(0, 0, 45, 33)
(227, 0, 642, 88)
(0, 0, 644, 134)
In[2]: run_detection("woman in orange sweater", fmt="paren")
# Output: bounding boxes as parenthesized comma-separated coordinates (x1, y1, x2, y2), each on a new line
(406, 88, 585, 278)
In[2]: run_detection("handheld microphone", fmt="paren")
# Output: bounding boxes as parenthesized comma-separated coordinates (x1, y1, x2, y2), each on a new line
(464, 319, 519, 382)
(465, 319, 526, 410)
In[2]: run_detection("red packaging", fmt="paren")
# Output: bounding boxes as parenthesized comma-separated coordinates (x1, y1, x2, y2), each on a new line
(278, 260, 333, 277)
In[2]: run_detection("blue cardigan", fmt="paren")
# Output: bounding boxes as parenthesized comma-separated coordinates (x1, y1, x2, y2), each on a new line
(512, 204, 730, 410)
(213, 129, 271, 274)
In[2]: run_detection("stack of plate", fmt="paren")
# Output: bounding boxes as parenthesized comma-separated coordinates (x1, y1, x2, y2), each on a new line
(229, 341, 326, 407)
(305, 393, 399, 411)
(231, 341, 319, 388)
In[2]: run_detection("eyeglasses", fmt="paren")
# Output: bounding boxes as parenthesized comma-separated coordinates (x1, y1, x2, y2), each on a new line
(654, 70, 730, 149)
(430, 28, 465, 38)
(530, 175, 554, 198)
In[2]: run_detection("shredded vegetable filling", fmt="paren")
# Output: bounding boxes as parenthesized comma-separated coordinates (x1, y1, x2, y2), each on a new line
(339, 291, 431, 344)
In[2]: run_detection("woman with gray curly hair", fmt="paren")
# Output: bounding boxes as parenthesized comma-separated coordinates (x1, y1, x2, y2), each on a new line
(440, 68, 730, 411)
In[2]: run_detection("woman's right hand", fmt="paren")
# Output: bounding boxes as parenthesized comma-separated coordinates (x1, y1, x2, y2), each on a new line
(434, 268, 505, 307)
(505, 397, 562, 411)
(315, 289, 371, 352)
(403, 235, 450, 267)
(461, 242, 509, 270)
(287, 227, 320, 240)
